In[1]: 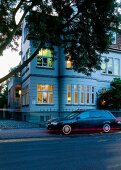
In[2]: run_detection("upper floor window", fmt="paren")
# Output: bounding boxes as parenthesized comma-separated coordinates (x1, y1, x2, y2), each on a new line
(107, 58, 113, 74)
(66, 55, 72, 68)
(26, 49, 30, 60)
(114, 59, 120, 75)
(37, 49, 53, 68)
(23, 26, 27, 42)
(101, 57, 120, 76)
(37, 84, 53, 104)
(111, 32, 117, 44)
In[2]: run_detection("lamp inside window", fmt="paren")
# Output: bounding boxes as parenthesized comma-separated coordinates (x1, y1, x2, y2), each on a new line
(66, 55, 72, 68)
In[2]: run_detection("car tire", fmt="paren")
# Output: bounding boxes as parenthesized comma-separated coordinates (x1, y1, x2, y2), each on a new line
(62, 125, 71, 134)
(103, 123, 111, 133)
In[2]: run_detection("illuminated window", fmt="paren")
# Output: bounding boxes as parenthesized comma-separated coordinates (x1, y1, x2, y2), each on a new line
(67, 85, 71, 104)
(81, 85, 84, 104)
(37, 84, 53, 104)
(66, 55, 72, 68)
(74, 85, 78, 104)
(37, 49, 53, 67)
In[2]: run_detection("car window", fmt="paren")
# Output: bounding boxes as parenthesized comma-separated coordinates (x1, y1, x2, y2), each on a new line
(101, 111, 115, 118)
(78, 112, 90, 119)
(64, 112, 80, 119)
(89, 110, 115, 119)
(89, 111, 102, 118)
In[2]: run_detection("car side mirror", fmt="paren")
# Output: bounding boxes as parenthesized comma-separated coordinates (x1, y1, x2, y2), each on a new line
(76, 117, 80, 120)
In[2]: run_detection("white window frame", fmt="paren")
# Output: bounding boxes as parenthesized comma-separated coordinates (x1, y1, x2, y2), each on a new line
(37, 49, 53, 68)
(86, 86, 90, 104)
(37, 84, 53, 104)
(74, 85, 78, 104)
(67, 85, 72, 104)
(80, 85, 84, 104)
(101, 57, 120, 76)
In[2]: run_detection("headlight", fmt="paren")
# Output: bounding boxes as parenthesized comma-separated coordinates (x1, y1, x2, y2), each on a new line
(51, 122, 58, 125)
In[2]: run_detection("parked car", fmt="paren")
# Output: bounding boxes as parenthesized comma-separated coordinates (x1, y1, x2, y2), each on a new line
(47, 110, 121, 134)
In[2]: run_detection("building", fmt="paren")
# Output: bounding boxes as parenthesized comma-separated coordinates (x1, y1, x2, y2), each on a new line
(8, 20, 121, 125)
(8, 75, 22, 119)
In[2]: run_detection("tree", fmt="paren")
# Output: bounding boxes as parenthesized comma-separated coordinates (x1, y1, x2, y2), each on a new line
(0, 81, 8, 108)
(0, 0, 121, 83)
(97, 78, 121, 110)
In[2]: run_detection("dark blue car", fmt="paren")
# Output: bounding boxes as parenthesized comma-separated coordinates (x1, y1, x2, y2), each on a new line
(47, 110, 121, 134)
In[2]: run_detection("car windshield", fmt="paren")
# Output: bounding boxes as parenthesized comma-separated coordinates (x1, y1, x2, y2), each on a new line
(64, 112, 80, 119)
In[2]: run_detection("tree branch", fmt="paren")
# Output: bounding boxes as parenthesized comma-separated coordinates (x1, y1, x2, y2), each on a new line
(0, 43, 41, 83)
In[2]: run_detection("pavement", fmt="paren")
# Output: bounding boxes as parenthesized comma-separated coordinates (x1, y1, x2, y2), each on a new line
(0, 120, 51, 140)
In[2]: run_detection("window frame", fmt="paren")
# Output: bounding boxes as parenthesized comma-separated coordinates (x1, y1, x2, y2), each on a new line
(37, 84, 53, 104)
(37, 49, 54, 68)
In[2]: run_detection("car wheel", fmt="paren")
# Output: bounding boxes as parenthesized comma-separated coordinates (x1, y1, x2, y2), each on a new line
(62, 125, 71, 134)
(103, 123, 111, 133)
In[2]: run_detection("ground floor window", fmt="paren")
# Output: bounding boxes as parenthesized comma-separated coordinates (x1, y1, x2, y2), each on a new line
(22, 86, 29, 106)
(37, 84, 53, 104)
(67, 84, 95, 105)
(67, 85, 72, 104)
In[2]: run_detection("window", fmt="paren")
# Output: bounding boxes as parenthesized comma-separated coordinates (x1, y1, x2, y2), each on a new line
(107, 58, 113, 74)
(40, 116, 44, 122)
(23, 26, 27, 42)
(37, 84, 53, 104)
(92, 87, 95, 104)
(37, 49, 53, 68)
(114, 59, 119, 75)
(79, 112, 90, 119)
(101, 57, 106, 74)
(26, 49, 30, 60)
(67, 85, 71, 104)
(80, 85, 84, 104)
(111, 32, 116, 44)
(67, 85, 95, 105)
(22, 86, 29, 106)
(86, 86, 90, 104)
(74, 85, 78, 104)
(66, 55, 72, 68)
(101, 57, 120, 76)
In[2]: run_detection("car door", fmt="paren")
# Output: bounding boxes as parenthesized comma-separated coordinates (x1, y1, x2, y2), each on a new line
(74, 111, 92, 131)
(88, 111, 104, 131)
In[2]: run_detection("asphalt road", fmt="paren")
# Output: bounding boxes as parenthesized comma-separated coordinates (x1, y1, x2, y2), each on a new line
(0, 132, 121, 170)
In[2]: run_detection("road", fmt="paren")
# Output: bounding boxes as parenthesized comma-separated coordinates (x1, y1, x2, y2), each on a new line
(0, 132, 121, 170)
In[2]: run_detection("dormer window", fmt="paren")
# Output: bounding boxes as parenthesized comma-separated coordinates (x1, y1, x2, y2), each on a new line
(37, 49, 54, 68)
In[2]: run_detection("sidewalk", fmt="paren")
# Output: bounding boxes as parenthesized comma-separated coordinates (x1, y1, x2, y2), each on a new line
(0, 120, 50, 140)
(0, 120, 40, 129)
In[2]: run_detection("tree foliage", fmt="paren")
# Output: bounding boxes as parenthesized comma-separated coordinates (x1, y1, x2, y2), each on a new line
(97, 78, 121, 110)
(0, 0, 121, 82)
(0, 82, 8, 108)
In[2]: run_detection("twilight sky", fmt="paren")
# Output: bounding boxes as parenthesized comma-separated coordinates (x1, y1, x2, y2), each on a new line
(0, 11, 21, 79)
(0, 41, 21, 79)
